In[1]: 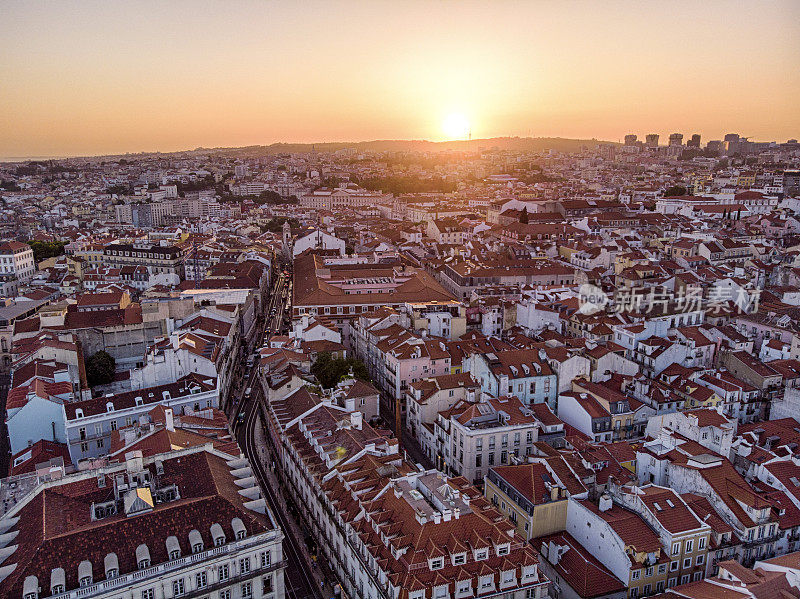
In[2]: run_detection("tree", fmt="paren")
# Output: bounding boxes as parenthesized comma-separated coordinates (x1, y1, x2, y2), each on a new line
(664, 185, 687, 197)
(519, 206, 529, 224)
(27, 240, 67, 263)
(311, 352, 370, 389)
(105, 184, 130, 195)
(86, 351, 116, 388)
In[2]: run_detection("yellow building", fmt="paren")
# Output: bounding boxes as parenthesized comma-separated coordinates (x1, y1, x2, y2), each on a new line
(484, 463, 571, 541)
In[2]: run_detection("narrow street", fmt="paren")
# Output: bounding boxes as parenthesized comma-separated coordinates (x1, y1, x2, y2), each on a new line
(236, 387, 327, 599)
(232, 267, 332, 599)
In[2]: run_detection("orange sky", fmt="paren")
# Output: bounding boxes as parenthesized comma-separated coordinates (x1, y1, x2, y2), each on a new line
(1, 0, 798, 158)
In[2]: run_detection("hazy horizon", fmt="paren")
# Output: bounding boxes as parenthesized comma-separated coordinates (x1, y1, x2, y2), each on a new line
(2, 0, 799, 158)
(1, 130, 797, 163)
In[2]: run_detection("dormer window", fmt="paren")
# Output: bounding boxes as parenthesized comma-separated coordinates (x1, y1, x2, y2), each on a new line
(189, 529, 204, 553)
(136, 544, 151, 569)
(166, 536, 181, 560)
(453, 553, 466, 566)
(23, 576, 39, 599)
(106, 402, 114, 413)
(78, 560, 93, 587)
(104, 553, 119, 579)
(497, 544, 509, 556)
(475, 548, 488, 561)
(430, 557, 444, 570)
(75, 409, 84, 419)
(50, 568, 65, 596)
(232, 517, 246, 540)
(211, 523, 225, 547)
(135, 396, 143, 406)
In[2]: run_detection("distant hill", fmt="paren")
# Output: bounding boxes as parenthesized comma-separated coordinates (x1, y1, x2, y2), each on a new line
(197, 136, 616, 156)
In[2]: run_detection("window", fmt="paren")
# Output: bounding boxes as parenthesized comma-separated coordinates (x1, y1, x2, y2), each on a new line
(632, 570, 641, 580)
(683, 558, 692, 569)
(698, 536, 706, 550)
(240, 557, 251, 574)
(138, 559, 150, 569)
(241, 582, 253, 599)
(454, 553, 466, 565)
(658, 564, 666, 574)
(681, 575, 690, 585)
(696, 555, 704, 566)
(220, 591, 231, 599)
(219, 564, 230, 582)
(263, 575, 274, 594)
(261, 551, 271, 568)
(196, 572, 208, 589)
(96, 439, 104, 449)
(645, 567, 653, 577)
(685, 539, 693, 553)
(431, 558, 444, 570)
(80, 442, 88, 453)
(142, 591, 154, 599)
(172, 579, 185, 597)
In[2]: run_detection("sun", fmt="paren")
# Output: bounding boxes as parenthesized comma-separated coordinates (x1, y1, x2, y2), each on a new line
(442, 113, 470, 140)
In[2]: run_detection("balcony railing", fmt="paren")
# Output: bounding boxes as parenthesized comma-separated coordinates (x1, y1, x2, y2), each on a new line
(49, 533, 283, 599)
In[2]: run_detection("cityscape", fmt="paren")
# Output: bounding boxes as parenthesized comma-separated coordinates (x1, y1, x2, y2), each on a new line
(1, 3, 800, 599)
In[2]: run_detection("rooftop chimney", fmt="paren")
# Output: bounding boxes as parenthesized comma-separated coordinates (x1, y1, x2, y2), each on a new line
(165, 408, 175, 432)
(350, 411, 363, 430)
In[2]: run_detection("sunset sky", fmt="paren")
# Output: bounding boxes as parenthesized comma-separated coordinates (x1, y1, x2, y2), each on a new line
(1, 0, 798, 158)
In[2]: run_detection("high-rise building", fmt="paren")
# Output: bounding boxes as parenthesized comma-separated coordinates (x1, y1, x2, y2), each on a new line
(624, 134, 638, 146)
(687, 134, 701, 148)
(645, 134, 659, 148)
(668, 133, 684, 146)
(706, 140, 724, 154)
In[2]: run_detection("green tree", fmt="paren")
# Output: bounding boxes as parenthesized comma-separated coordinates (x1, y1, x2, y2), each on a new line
(86, 351, 116, 388)
(311, 352, 370, 388)
(27, 240, 67, 263)
(519, 206, 529, 224)
(664, 185, 687, 197)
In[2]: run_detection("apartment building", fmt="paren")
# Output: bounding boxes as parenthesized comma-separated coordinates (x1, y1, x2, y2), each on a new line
(63, 374, 218, 463)
(434, 396, 541, 485)
(437, 259, 575, 301)
(638, 431, 781, 567)
(103, 242, 184, 278)
(465, 348, 558, 408)
(406, 372, 480, 461)
(0, 446, 286, 599)
(611, 483, 712, 588)
(566, 496, 670, 598)
(485, 461, 584, 541)
(265, 388, 551, 599)
(644, 408, 737, 458)
(0, 241, 36, 282)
